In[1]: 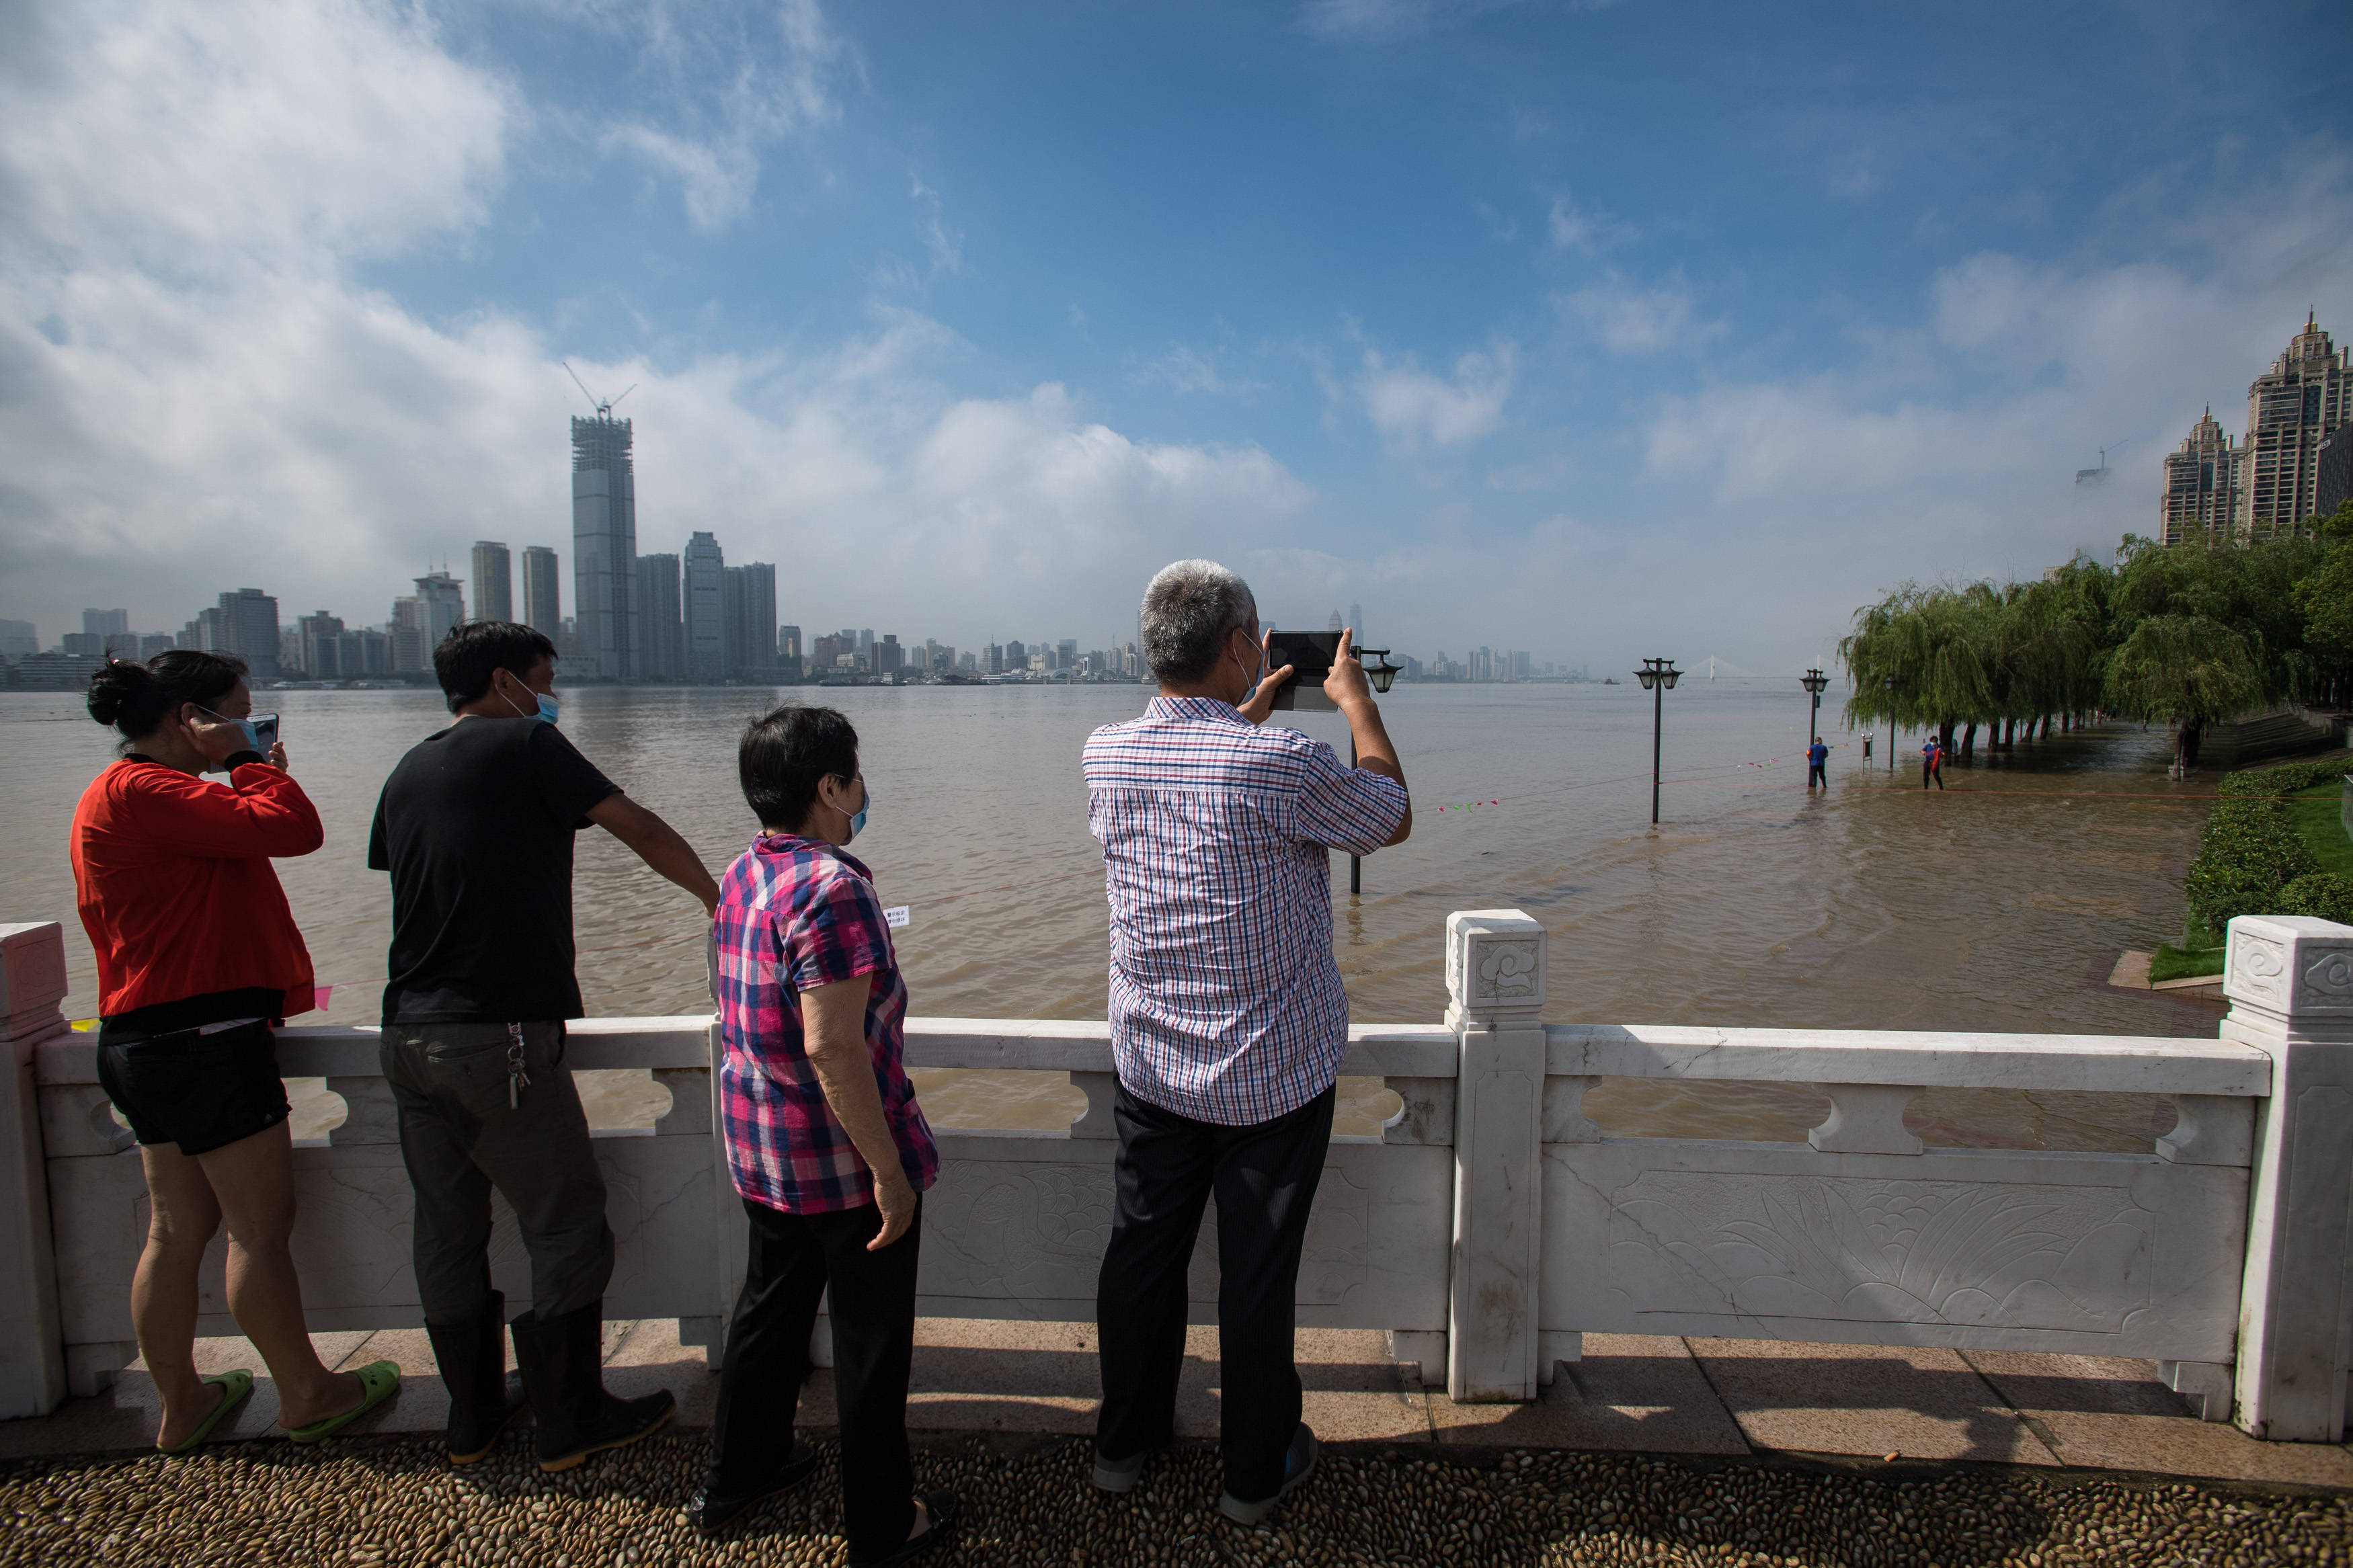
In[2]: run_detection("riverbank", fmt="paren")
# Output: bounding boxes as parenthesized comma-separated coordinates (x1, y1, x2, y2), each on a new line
(7, 1421, 2350, 1567)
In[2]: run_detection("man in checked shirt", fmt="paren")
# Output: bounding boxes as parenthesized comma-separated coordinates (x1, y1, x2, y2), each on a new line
(1083, 559, 1411, 1526)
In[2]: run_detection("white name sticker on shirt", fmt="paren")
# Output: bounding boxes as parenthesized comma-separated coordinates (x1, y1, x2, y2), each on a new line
(884, 905, 912, 930)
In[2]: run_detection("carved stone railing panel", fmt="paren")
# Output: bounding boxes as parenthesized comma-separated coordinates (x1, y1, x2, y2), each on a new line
(1541, 1142, 2247, 1361)
(650, 1069, 707, 1137)
(1808, 1083, 1924, 1155)
(1541, 1075, 1599, 1144)
(325, 1077, 396, 1147)
(1381, 1077, 1455, 1146)
(1067, 1071, 1117, 1139)
(2157, 1094, 2254, 1167)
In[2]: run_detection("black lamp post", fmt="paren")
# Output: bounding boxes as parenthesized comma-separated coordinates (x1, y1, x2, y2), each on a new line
(1349, 648, 1400, 895)
(1801, 667, 1829, 751)
(1883, 676, 1897, 772)
(1635, 657, 1681, 825)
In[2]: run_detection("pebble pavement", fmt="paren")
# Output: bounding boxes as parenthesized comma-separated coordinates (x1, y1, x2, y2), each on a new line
(6, 1434, 2350, 1567)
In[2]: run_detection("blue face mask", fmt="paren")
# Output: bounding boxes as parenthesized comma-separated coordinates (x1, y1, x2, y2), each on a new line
(502, 682, 559, 725)
(842, 776, 870, 841)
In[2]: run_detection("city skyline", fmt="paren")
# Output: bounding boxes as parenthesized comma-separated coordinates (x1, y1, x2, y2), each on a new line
(3, 2, 2348, 672)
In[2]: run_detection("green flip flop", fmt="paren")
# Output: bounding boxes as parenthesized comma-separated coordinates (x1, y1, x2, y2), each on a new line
(159, 1368, 255, 1454)
(285, 1360, 401, 1445)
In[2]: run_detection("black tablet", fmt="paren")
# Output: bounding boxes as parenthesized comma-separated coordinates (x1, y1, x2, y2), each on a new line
(1266, 630, 1341, 710)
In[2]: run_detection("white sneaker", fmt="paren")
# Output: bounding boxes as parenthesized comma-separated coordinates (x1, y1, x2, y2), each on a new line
(1218, 1426, 1318, 1526)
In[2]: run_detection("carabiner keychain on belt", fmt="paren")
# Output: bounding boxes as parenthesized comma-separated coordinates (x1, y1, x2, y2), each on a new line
(506, 1022, 532, 1110)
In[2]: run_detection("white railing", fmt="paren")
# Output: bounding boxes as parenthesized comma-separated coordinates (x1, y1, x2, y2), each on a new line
(3, 909, 2350, 1444)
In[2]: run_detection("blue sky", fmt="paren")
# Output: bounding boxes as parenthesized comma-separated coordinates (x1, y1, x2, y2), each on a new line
(3, 0, 2348, 670)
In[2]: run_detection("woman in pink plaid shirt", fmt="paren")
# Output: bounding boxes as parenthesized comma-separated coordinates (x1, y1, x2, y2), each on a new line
(691, 705, 955, 1567)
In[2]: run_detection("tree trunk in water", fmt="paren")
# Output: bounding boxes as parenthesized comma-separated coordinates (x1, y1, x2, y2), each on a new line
(1960, 722, 1978, 760)
(2062, 711, 2072, 732)
(2039, 714, 2051, 739)
(1939, 720, 1956, 756)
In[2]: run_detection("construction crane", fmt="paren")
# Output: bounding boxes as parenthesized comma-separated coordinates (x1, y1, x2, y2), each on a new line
(2074, 440, 2122, 487)
(563, 361, 636, 419)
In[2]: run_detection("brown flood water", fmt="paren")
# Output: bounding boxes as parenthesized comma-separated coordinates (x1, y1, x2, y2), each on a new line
(0, 682, 2225, 1150)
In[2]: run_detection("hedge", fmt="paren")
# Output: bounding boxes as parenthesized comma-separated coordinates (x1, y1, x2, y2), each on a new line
(2280, 872, 2353, 925)
(2181, 760, 2344, 932)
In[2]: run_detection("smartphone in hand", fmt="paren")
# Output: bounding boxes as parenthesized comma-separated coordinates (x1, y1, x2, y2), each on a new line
(249, 713, 281, 753)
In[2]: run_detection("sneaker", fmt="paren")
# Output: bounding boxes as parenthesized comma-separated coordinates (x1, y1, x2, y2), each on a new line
(1218, 1424, 1318, 1526)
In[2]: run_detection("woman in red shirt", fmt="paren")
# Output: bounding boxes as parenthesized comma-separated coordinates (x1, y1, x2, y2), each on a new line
(74, 653, 398, 1452)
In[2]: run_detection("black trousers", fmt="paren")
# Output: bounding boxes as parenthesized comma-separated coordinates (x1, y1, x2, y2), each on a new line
(381, 1022, 613, 1325)
(1807, 763, 1826, 788)
(1095, 1079, 1335, 1503)
(709, 1194, 922, 1562)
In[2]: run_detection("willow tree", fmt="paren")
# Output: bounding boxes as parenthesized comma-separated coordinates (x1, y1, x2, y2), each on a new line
(2103, 614, 2264, 773)
(1839, 583, 1995, 757)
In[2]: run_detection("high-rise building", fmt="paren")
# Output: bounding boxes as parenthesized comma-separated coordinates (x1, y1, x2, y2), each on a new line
(471, 541, 513, 622)
(633, 552, 682, 680)
(2241, 314, 2349, 541)
(723, 561, 776, 679)
(778, 624, 803, 679)
(136, 633, 175, 659)
(2319, 423, 2352, 520)
(414, 572, 465, 651)
(683, 532, 725, 681)
(216, 589, 280, 675)
(521, 546, 562, 639)
(181, 608, 230, 652)
(1004, 639, 1025, 671)
(1058, 638, 1078, 671)
(390, 597, 430, 672)
(83, 609, 128, 639)
(296, 612, 346, 677)
(2159, 409, 2246, 548)
(877, 634, 904, 675)
(571, 413, 638, 679)
(0, 620, 37, 661)
(1349, 603, 1363, 641)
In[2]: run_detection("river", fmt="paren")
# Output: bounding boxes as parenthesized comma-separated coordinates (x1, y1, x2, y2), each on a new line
(1, 679, 2218, 1149)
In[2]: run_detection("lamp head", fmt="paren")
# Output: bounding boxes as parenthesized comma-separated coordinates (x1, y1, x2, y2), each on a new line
(1636, 668, 1658, 690)
(1662, 666, 1681, 690)
(1357, 647, 1399, 694)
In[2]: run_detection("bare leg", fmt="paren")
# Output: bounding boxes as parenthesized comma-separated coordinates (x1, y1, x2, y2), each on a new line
(192, 1121, 362, 1430)
(134, 1143, 226, 1449)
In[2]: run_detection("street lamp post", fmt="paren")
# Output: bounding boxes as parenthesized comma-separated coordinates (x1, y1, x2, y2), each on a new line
(1884, 676, 1897, 772)
(1635, 657, 1681, 825)
(1801, 667, 1829, 752)
(1349, 647, 1400, 895)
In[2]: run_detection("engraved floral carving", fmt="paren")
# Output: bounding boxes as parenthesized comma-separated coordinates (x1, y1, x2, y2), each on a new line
(2303, 948, 2353, 1005)
(1607, 1171, 2152, 1332)
(1474, 939, 1542, 1003)
(2231, 935, 2288, 1005)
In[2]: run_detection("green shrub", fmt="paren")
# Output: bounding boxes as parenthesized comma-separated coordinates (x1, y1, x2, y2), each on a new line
(2278, 872, 2353, 925)
(2184, 800, 2318, 929)
(2182, 764, 2329, 930)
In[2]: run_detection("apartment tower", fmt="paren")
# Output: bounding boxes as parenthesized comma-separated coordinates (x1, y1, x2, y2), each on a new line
(2159, 409, 2245, 548)
(682, 531, 725, 682)
(520, 546, 561, 640)
(471, 541, 513, 622)
(2241, 313, 2349, 540)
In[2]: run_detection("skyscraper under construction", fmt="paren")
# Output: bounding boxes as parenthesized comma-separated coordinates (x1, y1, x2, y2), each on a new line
(572, 411, 637, 679)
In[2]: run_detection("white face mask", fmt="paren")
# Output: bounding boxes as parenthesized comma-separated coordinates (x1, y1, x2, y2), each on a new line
(1234, 633, 1267, 696)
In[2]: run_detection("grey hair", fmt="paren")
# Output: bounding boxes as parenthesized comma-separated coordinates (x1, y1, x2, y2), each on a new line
(1139, 559, 1258, 684)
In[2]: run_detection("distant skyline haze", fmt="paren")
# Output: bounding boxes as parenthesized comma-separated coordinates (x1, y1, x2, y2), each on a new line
(1, 0, 2348, 673)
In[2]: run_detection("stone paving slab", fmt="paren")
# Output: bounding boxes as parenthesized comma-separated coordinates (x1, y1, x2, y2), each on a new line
(1431, 1333, 1751, 1453)
(13, 1322, 2353, 1490)
(1684, 1338, 2062, 1465)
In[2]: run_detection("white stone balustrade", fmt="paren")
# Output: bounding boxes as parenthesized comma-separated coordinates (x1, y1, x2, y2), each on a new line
(3, 909, 2351, 1442)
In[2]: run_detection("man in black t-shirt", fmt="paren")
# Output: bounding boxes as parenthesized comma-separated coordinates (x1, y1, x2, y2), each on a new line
(370, 621, 719, 1475)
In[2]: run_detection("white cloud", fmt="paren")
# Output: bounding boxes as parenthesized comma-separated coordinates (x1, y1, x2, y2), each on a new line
(1131, 343, 1267, 398)
(910, 175, 963, 277)
(1298, 0, 1614, 42)
(589, 0, 850, 232)
(1555, 270, 1715, 354)
(1547, 192, 1632, 253)
(0, 0, 1312, 647)
(1357, 343, 1516, 448)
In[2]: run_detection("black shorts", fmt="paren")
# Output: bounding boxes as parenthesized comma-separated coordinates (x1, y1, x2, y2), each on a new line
(95, 1020, 291, 1157)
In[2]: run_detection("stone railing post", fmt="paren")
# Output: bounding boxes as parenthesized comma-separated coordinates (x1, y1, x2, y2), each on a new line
(2225, 914, 2353, 1441)
(0, 923, 71, 1418)
(1442, 909, 1547, 1403)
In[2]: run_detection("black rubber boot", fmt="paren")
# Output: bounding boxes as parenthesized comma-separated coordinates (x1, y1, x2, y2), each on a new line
(425, 1289, 526, 1465)
(511, 1299, 675, 1473)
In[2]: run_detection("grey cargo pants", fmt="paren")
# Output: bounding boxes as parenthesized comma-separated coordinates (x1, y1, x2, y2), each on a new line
(381, 1021, 615, 1325)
